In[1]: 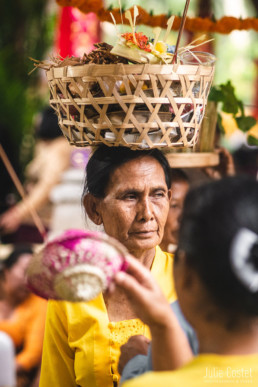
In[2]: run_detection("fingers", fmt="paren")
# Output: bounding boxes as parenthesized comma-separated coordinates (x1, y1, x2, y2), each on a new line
(122, 255, 156, 290)
(109, 255, 156, 297)
(118, 335, 150, 375)
(115, 255, 162, 299)
(115, 270, 152, 304)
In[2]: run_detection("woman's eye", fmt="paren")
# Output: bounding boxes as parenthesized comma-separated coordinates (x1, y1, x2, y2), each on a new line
(154, 191, 165, 198)
(124, 194, 136, 200)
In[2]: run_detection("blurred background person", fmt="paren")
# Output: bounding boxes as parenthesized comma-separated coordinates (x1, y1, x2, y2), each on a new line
(0, 244, 47, 387)
(160, 169, 190, 254)
(0, 107, 71, 243)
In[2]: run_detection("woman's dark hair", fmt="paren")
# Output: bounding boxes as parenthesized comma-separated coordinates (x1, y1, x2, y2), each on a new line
(0, 244, 33, 271)
(83, 145, 171, 198)
(177, 176, 258, 318)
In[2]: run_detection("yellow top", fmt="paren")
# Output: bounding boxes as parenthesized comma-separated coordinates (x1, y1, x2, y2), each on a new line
(123, 353, 258, 387)
(39, 246, 176, 387)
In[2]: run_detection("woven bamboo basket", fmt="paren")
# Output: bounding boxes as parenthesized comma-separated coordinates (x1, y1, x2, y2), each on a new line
(47, 62, 215, 150)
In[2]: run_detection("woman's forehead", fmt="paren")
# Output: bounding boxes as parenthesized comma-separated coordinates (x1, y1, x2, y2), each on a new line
(107, 156, 167, 190)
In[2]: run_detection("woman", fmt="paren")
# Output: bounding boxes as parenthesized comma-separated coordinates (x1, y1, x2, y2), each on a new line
(116, 176, 258, 386)
(0, 245, 48, 387)
(0, 107, 71, 242)
(39, 145, 191, 387)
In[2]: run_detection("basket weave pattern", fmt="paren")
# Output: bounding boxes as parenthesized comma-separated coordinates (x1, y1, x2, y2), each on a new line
(47, 63, 214, 149)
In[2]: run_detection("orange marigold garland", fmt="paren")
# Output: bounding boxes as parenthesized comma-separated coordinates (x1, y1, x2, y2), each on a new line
(56, 0, 258, 33)
(56, 0, 104, 13)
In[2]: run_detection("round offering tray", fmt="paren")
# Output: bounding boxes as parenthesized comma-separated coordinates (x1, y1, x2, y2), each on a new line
(165, 151, 219, 168)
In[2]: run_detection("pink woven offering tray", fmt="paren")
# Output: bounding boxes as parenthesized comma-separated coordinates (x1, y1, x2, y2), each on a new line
(26, 229, 129, 302)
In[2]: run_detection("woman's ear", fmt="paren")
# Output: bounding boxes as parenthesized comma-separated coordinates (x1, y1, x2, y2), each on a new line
(83, 194, 103, 225)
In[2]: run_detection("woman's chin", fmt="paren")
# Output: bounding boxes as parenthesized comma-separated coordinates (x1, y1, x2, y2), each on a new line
(124, 234, 161, 255)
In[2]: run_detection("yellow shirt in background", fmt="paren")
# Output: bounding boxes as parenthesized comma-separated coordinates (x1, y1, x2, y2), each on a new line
(123, 353, 258, 387)
(39, 246, 176, 387)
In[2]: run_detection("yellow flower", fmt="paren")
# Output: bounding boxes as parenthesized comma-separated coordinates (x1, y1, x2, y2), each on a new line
(155, 41, 167, 54)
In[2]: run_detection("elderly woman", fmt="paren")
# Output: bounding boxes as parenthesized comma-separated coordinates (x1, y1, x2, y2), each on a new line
(116, 176, 258, 386)
(39, 145, 191, 387)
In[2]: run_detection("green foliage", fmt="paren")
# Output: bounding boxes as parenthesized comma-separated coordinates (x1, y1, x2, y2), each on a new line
(209, 81, 257, 142)
(235, 116, 257, 133)
(247, 135, 258, 146)
(0, 1, 55, 162)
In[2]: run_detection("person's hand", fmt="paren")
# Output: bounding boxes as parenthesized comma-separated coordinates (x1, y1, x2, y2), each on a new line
(0, 206, 22, 233)
(114, 255, 174, 332)
(115, 256, 193, 371)
(118, 335, 150, 375)
(204, 147, 235, 179)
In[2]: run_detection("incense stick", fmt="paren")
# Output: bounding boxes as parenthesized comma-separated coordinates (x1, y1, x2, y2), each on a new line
(172, 0, 191, 64)
(0, 144, 46, 239)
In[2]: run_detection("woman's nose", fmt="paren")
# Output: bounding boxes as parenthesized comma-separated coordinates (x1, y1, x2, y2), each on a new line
(136, 198, 154, 222)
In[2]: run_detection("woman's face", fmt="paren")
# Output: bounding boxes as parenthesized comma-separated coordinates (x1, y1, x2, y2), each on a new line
(95, 156, 171, 256)
(162, 180, 189, 247)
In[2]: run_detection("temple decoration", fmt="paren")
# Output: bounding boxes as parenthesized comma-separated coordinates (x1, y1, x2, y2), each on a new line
(56, 1, 258, 33)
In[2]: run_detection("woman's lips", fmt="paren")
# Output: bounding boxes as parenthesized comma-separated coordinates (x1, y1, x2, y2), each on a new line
(129, 230, 157, 236)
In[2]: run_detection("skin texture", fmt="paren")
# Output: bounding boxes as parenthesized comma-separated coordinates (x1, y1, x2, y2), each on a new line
(85, 156, 171, 264)
(160, 180, 189, 251)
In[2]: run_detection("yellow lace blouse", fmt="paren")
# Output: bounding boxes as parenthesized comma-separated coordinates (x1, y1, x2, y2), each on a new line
(39, 246, 176, 387)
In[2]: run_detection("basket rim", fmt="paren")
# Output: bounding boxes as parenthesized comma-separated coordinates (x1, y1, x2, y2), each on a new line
(47, 63, 215, 80)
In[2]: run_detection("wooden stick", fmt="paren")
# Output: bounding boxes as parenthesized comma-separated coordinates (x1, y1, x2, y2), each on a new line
(172, 0, 191, 64)
(0, 143, 46, 239)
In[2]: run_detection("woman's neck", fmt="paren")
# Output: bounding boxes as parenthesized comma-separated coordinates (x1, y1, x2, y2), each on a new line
(197, 318, 258, 355)
(129, 247, 156, 269)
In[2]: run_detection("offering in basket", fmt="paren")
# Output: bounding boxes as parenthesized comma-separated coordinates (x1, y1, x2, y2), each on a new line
(33, 6, 215, 150)
(26, 229, 129, 302)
